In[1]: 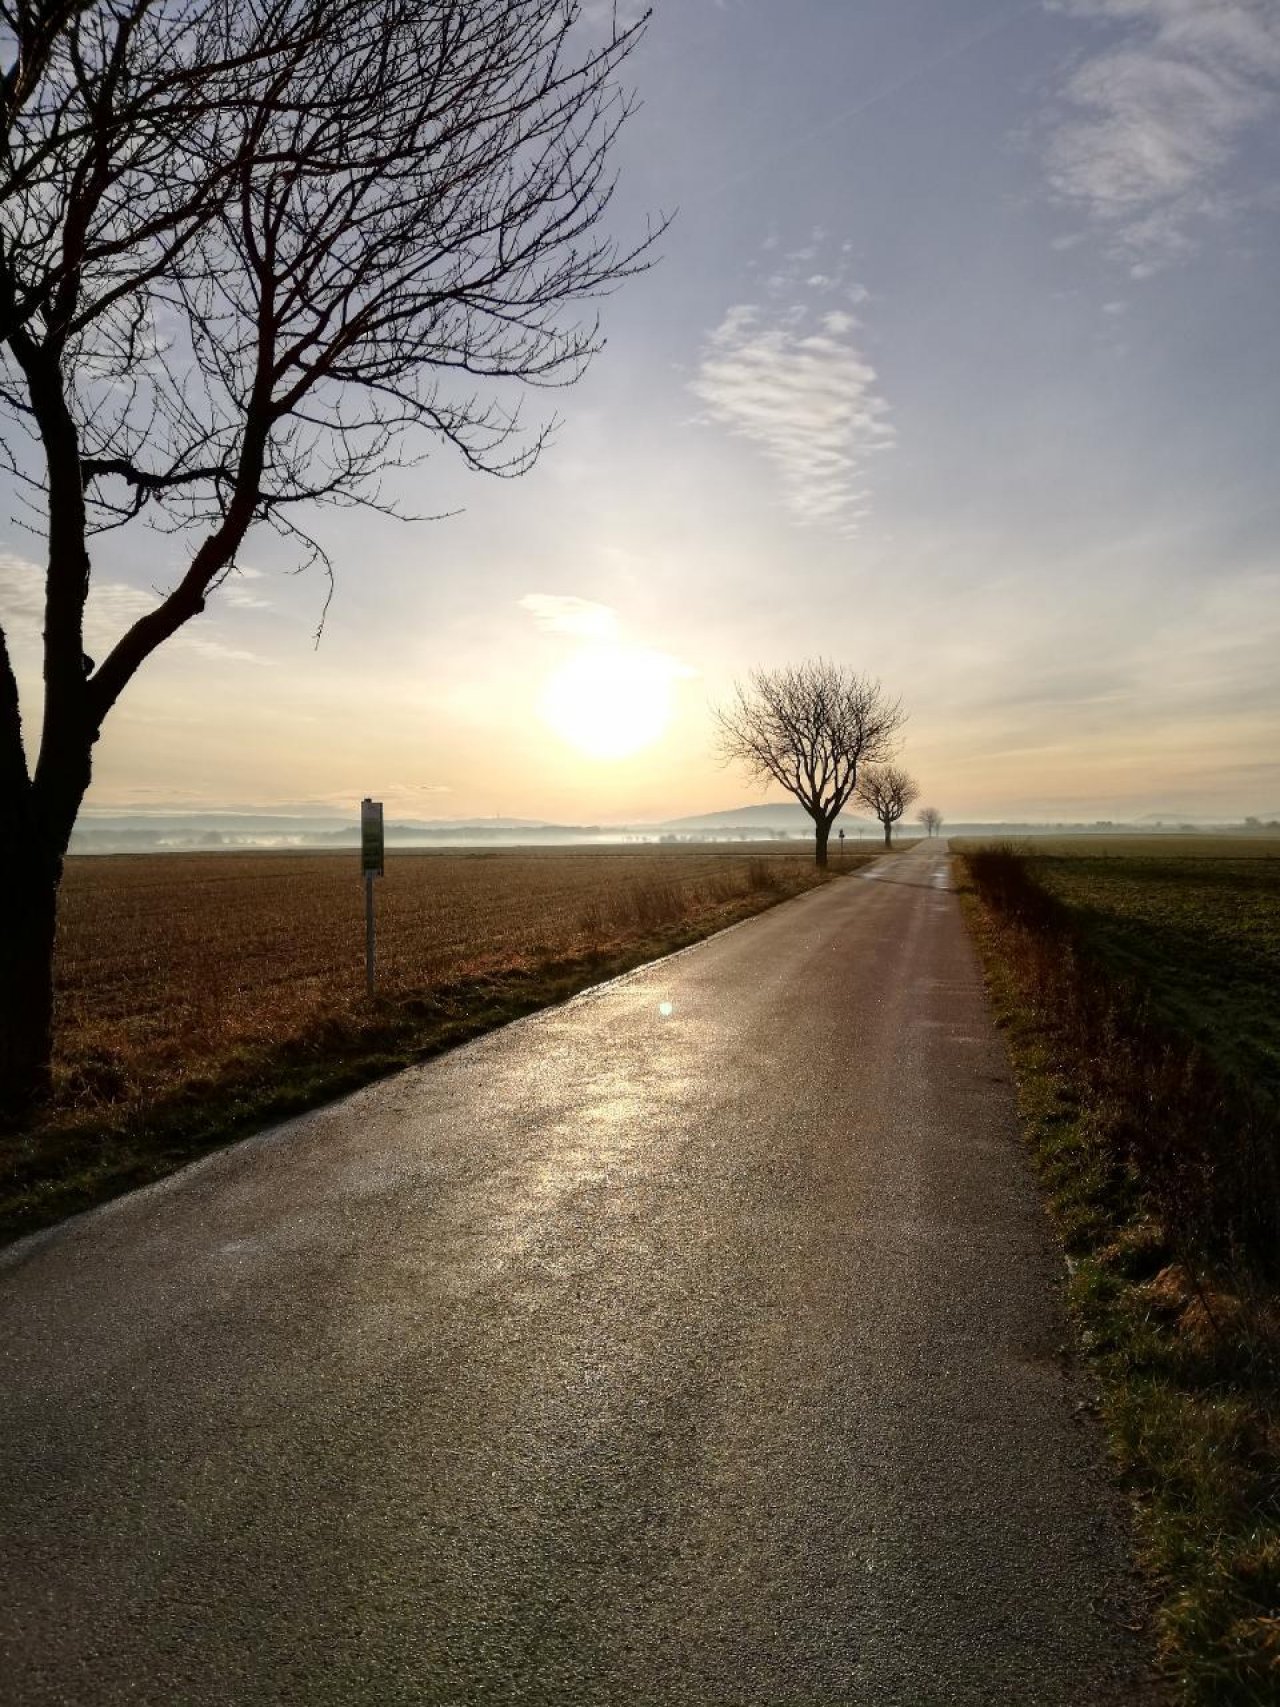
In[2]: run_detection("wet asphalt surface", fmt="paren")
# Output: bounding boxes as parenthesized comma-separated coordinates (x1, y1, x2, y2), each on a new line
(0, 842, 1154, 1705)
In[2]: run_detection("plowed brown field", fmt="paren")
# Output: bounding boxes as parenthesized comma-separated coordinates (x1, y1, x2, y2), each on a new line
(6, 841, 866, 1240)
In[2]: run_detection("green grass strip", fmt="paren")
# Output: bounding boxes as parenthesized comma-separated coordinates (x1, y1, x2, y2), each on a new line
(959, 857, 1280, 1705)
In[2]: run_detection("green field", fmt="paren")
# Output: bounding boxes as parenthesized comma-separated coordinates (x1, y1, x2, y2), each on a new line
(959, 835, 1280, 1703)
(1008, 839, 1280, 1107)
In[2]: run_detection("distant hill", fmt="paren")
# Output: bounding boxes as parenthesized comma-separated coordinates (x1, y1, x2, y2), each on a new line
(658, 803, 870, 832)
(75, 812, 553, 834)
(68, 804, 1280, 855)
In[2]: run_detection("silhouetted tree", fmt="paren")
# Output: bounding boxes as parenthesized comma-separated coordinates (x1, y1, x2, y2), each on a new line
(0, 0, 662, 1115)
(858, 765, 920, 849)
(920, 807, 943, 838)
(714, 660, 905, 868)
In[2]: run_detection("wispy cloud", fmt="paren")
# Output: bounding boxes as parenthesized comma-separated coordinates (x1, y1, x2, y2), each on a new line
(0, 552, 43, 628)
(218, 565, 273, 611)
(518, 591, 697, 731)
(519, 593, 620, 641)
(690, 249, 894, 532)
(182, 636, 265, 664)
(1, 551, 155, 646)
(1046, 0, 1280, 270)
(0, 552, 267, 666)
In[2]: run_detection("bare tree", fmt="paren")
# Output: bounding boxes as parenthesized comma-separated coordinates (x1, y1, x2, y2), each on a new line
(0, 0, 663, 1114)
(920, 807, 943, 838)
(858, 765, 920, 850)
(714, 660, 905, 869)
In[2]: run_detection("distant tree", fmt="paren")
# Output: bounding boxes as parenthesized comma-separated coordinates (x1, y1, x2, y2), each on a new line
(920, 806, 943, 838)
(714, 661, 905, 868)
(0, 0, 662, 1116)
(858, 765, 920, 849)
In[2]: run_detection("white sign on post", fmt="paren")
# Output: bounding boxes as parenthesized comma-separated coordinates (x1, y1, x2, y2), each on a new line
(361, 799, 384, 996)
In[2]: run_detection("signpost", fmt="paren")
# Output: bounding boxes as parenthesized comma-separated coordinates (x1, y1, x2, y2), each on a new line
(361, 798, 384, 997)
(838, 827, 845, 864)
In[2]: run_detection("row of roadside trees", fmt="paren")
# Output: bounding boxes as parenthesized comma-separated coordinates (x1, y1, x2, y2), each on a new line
(714, 660, 941, 864)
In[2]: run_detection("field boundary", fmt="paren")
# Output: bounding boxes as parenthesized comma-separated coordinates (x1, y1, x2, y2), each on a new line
(957, 847, 1280, 1706)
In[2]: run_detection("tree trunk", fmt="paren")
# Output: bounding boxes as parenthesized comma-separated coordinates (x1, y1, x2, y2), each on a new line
(0, 821, 63, 1121)
(814, 819, 831, 868)
(883, 820, 893, 848)
(0, 707, 91, 1122)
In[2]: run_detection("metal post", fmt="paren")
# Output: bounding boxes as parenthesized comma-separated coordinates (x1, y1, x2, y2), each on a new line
(365, 871, 376, 997)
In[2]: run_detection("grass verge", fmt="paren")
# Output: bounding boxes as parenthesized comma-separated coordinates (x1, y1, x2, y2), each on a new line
(959, 848, 1280, 1705)
(3, 863, 839, 1249)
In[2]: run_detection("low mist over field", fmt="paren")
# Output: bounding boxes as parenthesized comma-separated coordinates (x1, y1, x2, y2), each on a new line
(69, 806, 1280, 855)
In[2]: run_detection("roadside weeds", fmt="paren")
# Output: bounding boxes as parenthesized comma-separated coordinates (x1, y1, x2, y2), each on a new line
(958, 849, 1280, 1706)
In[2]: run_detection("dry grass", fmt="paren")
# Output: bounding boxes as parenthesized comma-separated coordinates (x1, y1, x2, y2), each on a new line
(53, 844, 816, 1097)
(960, 846, 1280, 1704)
(5, 842, 855, 1241)
(968, 835, 1280, 862)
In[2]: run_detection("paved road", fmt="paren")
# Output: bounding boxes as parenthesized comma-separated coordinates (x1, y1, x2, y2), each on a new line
(1, 842, 1152, 1705)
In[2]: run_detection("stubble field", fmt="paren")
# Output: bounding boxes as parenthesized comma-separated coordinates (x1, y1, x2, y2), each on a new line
(6, 840, 859, 1242)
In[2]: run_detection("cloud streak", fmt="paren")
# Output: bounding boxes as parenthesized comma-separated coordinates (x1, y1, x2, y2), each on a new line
(691, 260, 894, 532)
(519, 593, 620, 641)
(0, 552, 266, 667)
(1047, 0, 1280, 269)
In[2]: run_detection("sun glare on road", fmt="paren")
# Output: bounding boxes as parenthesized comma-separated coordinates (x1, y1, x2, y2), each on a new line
(539, 646, 682, 760)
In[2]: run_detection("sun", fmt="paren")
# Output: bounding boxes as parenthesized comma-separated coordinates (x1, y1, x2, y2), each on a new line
(539, 646, 682, 760)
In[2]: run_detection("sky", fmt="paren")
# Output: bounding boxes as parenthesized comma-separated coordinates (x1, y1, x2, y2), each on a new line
(3, 0, 1280, 825)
